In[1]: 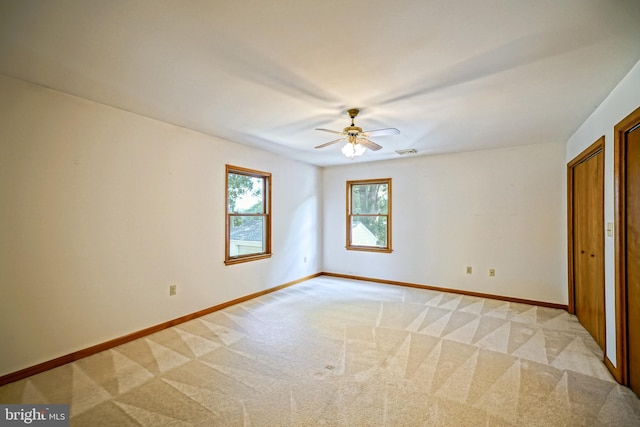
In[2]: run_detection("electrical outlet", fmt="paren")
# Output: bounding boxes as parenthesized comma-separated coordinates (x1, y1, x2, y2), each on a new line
(169, 284, 177, 296)
(489, 269, 495, 277)
(466, 266, 472, 274)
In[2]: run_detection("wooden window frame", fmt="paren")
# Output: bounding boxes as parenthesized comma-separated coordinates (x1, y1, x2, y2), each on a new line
(225, 165, 272, 265)
(346, 178, 392, 253)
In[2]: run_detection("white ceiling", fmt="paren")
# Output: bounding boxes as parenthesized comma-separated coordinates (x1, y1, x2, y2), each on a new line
(1, 0, 639, 166)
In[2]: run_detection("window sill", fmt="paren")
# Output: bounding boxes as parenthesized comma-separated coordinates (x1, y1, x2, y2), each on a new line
(224, 253, 272, 265)
(346, 246, 393, 253)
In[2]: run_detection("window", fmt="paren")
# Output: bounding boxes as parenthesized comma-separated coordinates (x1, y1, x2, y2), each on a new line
(346, 178, 392, 252)
(225, 165, 272, 265)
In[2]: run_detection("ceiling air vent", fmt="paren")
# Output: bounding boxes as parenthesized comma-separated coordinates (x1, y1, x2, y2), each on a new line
(395, 148, 417, 156)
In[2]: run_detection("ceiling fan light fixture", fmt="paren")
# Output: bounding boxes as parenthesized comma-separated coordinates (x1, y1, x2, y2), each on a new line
(342, 141, 366, 159)
(314, 108, 400, 158)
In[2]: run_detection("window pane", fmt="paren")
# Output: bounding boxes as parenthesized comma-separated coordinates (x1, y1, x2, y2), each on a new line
(351, 216, 387, 247)
(228, 173, 264, 214)
(352, 183, 388, 214)
(229, 216, 265, 256)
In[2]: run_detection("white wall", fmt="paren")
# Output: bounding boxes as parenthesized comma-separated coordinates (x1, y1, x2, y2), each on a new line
(322, 142, 567, 304)
(565, 59, 640, 367)
(0, 75, 322, 376)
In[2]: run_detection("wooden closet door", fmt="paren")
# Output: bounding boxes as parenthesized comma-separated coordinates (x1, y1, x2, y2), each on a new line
(571, 147, 605, 350)
(626, 125, 640, 395)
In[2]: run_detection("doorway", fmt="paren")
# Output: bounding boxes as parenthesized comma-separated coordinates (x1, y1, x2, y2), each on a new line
(568, 137, 605, 350)
(614, 106, 640, 396)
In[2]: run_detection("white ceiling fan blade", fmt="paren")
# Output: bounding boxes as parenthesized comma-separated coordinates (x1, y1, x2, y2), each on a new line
(315, 128, 344, 135)
(315, 137, 346, 149)
(362, 128, 400, 137)
(358, 138, 383, 151)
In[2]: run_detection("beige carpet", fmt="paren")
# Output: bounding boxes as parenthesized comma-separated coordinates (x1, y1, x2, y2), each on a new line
(1, 276, 639, 426)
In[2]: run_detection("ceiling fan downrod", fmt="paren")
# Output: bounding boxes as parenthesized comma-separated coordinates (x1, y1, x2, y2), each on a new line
(347, 108, 359, 126)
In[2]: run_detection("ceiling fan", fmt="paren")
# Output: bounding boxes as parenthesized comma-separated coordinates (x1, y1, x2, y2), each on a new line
(315, 109, 400, 158)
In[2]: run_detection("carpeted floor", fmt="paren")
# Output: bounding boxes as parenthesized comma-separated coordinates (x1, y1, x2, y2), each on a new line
(1, 276, 639, 426)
